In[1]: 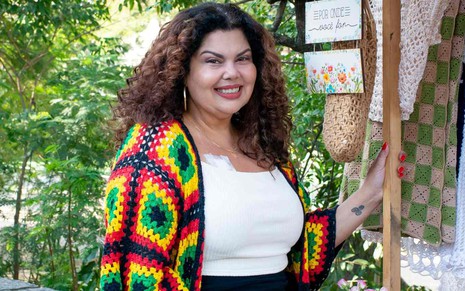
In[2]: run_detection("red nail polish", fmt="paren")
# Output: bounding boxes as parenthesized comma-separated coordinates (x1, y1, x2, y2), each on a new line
(399, 172, 404, 178)
(398, 166, 404, 173)
(382, 142, 388, 151)
(400, 153, 406, 162)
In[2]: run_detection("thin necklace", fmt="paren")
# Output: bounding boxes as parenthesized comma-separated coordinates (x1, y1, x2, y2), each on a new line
(185, 116, 240, 158)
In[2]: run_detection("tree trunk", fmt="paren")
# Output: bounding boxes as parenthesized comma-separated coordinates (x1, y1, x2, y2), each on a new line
(13, 144, 30, 279)
(46, 228, 56, 277)
(272, 0, 315, 53)
(67, 188, 78, 290)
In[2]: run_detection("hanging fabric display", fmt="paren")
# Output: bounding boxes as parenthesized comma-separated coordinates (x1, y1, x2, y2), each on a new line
(439, 56, 465, 291)
(340, 0, 464, 247)
(322, 0, 377, 163)
(368, 0, 450, 122)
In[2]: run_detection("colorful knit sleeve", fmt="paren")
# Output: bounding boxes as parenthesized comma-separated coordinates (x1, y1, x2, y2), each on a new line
(287, 206, 340, 291)
(99, 123, 194, 290)
(305, 207, 339, 289)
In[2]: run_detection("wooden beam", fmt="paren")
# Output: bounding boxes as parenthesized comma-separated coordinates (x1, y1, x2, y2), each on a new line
(382, 0, 402, 290)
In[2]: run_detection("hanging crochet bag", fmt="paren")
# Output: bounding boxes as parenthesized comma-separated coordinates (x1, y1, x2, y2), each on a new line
(322, 0, 377, 163)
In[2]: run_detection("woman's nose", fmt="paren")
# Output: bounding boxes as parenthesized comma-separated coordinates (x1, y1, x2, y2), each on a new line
(222, 62, 239, 80)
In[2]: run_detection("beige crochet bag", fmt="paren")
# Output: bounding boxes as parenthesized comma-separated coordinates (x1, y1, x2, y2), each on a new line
(322, 0, 377, 162)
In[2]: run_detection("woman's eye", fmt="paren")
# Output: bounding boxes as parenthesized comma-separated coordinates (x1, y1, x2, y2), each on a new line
(206, 59, 221, 64)
(237, 56, 252, 62)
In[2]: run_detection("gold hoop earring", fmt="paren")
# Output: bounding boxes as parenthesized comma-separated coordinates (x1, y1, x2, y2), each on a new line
(184, 87, 187, 111)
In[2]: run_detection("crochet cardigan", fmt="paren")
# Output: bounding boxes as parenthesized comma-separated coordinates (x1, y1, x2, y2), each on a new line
(100, 119, 339, 290)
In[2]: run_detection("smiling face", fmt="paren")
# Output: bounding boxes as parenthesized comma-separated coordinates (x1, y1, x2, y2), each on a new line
(185, 29, 257, 122)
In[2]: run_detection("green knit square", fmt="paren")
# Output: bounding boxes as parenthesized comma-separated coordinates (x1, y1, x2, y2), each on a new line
(449, 124, 457, 145)
(403, 141, 417, 164)
(450, 58, 462, 80)
(409, 202, 427, 223)
(428, 188, 441, 208)
(432, 147, 444, 169)
(427, 45, 438, 61)
(354, 152, 363, 162)
(361, 160, 369, 177)
(348, 179, 361, 195)
(414, 164, 432, 186)
(365, 121, 373, 141)
(442, 206, 456, 226)
(423, 224, 441, 245)
(340, 175, 347, 192)
(454, 83, 460, 102)
(402, 180, 414, 201)
(409, 103, 420, 123)
(445, 166, 457, 188)
(420, 83, 435, 104)
(441, 17, 455, 40)
(436, 61, 449, 84)
(454, 14, 465, 36)
(363, 214, 380, 227)
(433, 105, 446, 127)
(368, 140, 383, 160)
(418, 124, 433, 146)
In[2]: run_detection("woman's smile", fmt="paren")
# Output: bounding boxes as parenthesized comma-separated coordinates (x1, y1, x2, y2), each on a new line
(215, 85, 242, 99)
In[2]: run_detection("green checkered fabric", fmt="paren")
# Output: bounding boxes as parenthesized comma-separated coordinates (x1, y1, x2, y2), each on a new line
(340, 1, 465, 246)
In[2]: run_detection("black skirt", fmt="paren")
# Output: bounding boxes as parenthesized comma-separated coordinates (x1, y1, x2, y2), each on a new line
(201, 270, 288, 291)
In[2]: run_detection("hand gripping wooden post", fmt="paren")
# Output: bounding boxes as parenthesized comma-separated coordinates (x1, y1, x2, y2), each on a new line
(382, 0, 402, 290)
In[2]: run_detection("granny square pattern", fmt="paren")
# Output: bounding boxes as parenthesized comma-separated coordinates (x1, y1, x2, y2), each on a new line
(339, 0, 465, 246)
(100, 119, 340, 290)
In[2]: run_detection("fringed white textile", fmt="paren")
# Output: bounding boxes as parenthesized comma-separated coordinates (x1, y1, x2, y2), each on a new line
(366, 0, 384, 122)
(440, 272, 465, 290)
(368, 0, 449, 122)
(360, 230, 453, 279)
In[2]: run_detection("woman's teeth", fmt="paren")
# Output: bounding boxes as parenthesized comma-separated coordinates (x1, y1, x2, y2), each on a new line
(217, 87, 240, 94)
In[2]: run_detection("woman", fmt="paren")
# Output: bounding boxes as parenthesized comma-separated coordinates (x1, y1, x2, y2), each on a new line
(100, 3, 394, 290)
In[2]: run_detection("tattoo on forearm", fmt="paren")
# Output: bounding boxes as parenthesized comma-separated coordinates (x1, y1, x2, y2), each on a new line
(351, 205, 365, 216)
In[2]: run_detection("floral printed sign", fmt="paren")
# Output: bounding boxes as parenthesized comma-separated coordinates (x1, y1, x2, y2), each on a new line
(304, 49, 364, 94)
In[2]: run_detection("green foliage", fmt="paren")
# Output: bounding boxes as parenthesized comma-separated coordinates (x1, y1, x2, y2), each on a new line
(321, 232, 383, 290)
(0, 0, 130, 289)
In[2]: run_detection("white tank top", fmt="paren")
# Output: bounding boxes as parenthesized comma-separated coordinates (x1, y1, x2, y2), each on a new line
(201, 160, 304, 276)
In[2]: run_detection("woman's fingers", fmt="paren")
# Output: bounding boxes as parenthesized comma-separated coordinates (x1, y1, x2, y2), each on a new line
(374, 142, 389, 169)
(397, 150, 407, 178)
(399, 151, 406, 162)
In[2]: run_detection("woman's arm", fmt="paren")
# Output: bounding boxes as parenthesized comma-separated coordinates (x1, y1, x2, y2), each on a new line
(335, 143, 398, 246)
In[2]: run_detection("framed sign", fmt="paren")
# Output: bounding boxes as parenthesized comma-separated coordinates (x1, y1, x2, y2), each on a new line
(304, 49, 364, 94)
(305, 0, 362, 44)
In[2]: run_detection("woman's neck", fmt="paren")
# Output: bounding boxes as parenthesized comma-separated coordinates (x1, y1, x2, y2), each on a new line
(183, 112, 235, 137)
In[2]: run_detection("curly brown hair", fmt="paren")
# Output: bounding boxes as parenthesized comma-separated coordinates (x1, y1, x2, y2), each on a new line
(113, 2, 292, 168)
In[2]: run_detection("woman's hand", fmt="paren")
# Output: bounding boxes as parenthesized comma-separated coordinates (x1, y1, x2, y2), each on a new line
(361, 142, 406, 203)
(362, 142, 389, 202)
(335, 142, 406, 246)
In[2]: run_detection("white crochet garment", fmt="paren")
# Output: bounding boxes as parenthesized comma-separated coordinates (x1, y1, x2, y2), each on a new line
(368, 0, 449, 122)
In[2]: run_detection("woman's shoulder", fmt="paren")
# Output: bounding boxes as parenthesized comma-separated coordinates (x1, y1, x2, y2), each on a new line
(130, 118, 182, 132)
(113, 119, 190, 163)
(125, 119, 187, 142)
(278, 160, 298, 186)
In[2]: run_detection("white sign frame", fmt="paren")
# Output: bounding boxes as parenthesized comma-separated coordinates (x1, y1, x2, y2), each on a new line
(305, 0, 362, 44)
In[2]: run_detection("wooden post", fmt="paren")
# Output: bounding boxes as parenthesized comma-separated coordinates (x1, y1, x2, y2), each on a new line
(382, 0, 402, 290)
